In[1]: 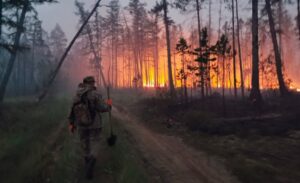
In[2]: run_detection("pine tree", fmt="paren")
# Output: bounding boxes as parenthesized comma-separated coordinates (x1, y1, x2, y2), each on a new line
(174, 0, 206, 98)
(49, 23, 67, 63)
(235, 0, 245, 99)
(231, 0, 237, 98)
(75, 0, 107, 88)
(297, 0, 300, 40)
(152, 0, 175, 97)
(176, 37, 190, 103)
(0, 0, 56, 102)
(265, 0, 289, 96)
(249, 0, 262, 104)
(215, 34, 231, 116)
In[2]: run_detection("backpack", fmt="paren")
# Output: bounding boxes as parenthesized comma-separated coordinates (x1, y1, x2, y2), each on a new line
(72, 91, 95, 126)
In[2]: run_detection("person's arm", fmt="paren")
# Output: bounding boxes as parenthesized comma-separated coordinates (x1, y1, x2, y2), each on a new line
(68, 97, 79, 133)
(94, 91, 112, 112)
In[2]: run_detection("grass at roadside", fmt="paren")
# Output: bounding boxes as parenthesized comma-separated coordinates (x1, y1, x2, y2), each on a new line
(0, 98, 149, 183)
(108, 117, 149, 183)
(0, 98, 70, 183)
(124, 96, 300, 183)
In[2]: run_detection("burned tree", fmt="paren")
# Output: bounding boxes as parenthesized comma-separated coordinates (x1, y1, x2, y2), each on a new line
(152, 0, 175, 97)
(265, 0, 289, 97)
(249, 0, 262, 104)
(75, 0, 107, 88)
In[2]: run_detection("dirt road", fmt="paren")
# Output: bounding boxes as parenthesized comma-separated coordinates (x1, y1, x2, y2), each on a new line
(113, 107, 239, 183)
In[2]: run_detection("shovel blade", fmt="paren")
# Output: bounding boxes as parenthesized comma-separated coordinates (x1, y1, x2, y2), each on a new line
(107, 134, 117, 146)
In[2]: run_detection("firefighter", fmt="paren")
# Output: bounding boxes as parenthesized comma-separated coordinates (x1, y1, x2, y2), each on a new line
(68, 76, 112, 179)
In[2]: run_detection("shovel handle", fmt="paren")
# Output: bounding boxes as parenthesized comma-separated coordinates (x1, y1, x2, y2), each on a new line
(106, 86, 113, 135)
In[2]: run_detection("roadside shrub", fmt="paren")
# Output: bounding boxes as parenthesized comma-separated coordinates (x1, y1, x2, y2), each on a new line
(183, 110, 218, 133)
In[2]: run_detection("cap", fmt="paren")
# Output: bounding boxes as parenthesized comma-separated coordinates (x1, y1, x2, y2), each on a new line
(83, 76, 95, 83)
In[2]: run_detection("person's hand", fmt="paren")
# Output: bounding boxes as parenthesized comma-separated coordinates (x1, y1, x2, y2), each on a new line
(69, 123, 76, 133)
(106, 99, 112, 106)
(106, 99, 112, 111)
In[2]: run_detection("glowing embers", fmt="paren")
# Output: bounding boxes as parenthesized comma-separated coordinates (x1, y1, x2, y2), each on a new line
(289, 85, 300, 92)
(143, 83, 155, 88)
(143, 83, 165, 88)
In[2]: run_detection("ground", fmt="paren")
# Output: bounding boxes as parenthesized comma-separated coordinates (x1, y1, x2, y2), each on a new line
(113, 106, 238, 183)
(0, 90, 300, 183)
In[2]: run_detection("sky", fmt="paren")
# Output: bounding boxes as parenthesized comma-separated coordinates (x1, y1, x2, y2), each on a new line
(36, 0, 175, 41)
(35, 0, 297, 42)
(35, 0, 243, 42)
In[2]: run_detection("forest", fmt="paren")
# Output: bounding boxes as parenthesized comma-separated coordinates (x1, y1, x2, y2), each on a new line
(0, 0, 300, 183)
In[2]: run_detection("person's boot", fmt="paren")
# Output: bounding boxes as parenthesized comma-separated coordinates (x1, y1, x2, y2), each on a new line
(85, 155, 96, 180)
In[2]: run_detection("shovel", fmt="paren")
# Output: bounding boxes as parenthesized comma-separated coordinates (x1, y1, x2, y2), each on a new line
(106, 86, 117, 146)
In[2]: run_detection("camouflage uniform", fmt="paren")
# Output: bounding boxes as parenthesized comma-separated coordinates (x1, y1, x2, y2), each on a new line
(69, 77, 110, 161)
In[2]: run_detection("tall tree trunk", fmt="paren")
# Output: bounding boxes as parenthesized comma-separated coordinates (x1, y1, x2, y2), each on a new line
(249, 0, 262, 103)
(0, 0, 2, 37)
(231, 0, 237, 98)
(265, 0, 289, 97)
(173, 51, 176, 87)
(278, 0, 283, 56)
(182, 55, 188, 103)
(235, 0, 245, 99)
(208, 0, 212, 95)
(222, 56, 226, 116)
(0, 1, 28, 102)
(163, 0, 175, 97)
(85, 17, 107, 88)
(114, 40, 118, 88)
(217, 0, 222, 89)
(122, 14, 133, 87)
(154, 14, 159, 87)
(195, 0, 204, 99)
(297, 0, 300, 40)
(95, 9, 102, 87)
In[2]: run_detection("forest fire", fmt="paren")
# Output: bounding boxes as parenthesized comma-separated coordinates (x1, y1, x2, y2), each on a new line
(289, 85, 300, 93)
(1, 0, 300, 183)
(143, 83, 155, 88)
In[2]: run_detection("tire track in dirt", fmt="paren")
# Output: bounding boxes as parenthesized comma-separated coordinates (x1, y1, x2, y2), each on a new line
(113, 107, 239, 183)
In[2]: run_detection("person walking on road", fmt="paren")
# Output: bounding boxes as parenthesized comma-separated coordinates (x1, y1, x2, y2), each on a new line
(68, 76, 112, 179)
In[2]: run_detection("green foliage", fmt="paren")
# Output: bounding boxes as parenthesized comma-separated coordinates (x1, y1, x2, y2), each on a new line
(151, 1, 164, 14)
(182, 110, 216, 132)
(215, 34, 231, 56)
(0, 98, 150, 182)
(0, 99, 70, 183)
(184, 27, 218, 88)
(176, 37, 189, 53)
(173, 0, 205, 12)
(109, 117, 149, 183)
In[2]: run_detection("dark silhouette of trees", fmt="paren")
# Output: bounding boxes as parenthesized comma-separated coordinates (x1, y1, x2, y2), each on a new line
(265, 0, 289, 97)
(49, 23, 67, 63)
(127, 0, 148, 88)
(38, 0, 103, 101)
(105, 0, 120, 87)
(235, 0, 245, 99)
(75, 0, 107, 88)
(176, 37, 190, 103)
(152, 0, 175, 97)
(0, 1, 29, 102)
(231, 0, 237, 98)
(249, 0, 262, 104)
(297, 0, 300, 40)
(215, 34, 231, 116)
(0, 0, 2, 38)
(0, 0, 57, 102)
